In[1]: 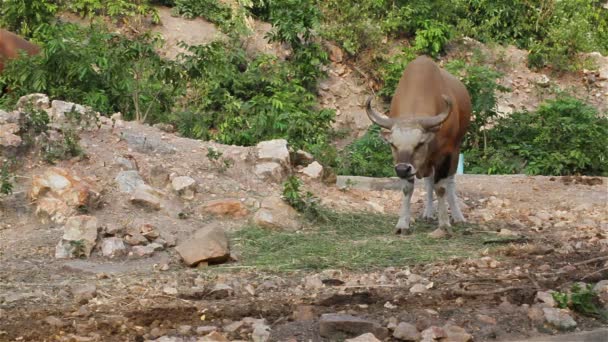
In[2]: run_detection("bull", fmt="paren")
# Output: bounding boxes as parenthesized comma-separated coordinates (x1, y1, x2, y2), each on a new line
(365, 56, 471, 236)
(0, 29, 41, 94)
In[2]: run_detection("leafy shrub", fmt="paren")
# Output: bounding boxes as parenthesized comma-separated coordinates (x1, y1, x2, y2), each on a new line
(65, 0, 160, 25)
(282, 176, 325, 221)
(0, 161, 15, 196)
(337, 125, 393, 177)
(172, 40, 334, 151)
(172, 0, 240, 33)
(0, 0, 58, 37)
(0, 23, 182, 123)
(466, 97, 608, 176)
(553, 283, 608, 320)
(412, 20, 452, 57)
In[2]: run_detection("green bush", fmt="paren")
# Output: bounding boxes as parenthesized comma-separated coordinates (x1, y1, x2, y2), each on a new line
(466, 97, 608, 176)
(172, 0, 240, 33)
(0, 0, 58, 37)
(337, 125, 393, 177)
(65, 0, 160, 24)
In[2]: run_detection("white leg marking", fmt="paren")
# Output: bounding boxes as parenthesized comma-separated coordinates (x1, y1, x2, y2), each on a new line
(447, 175, 466, 223)
(396, 179, 414, 233)
(422, 176, 435, 219)
(434, 178, 451, 232)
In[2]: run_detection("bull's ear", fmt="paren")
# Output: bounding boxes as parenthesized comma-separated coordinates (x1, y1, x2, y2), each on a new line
(379, 129, 391, 142)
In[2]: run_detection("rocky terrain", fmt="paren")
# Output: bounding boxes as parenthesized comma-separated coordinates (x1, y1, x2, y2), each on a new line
(1, 93, 607, 342)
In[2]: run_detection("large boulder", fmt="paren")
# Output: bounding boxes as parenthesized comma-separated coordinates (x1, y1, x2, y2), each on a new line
(30, 167, 102, 223)
(256, 139, 290, 167)
(175, 226, 230, 266)
(252, 196, 301, 231)
(0, 123, 22, 147)
(55, 215, 100, 258)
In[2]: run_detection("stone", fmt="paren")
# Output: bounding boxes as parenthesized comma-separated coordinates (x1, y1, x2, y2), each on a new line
(294, 149, 314, 166)
(593, 280, 608, 305)
(319, 314, 388, 339)
(103, 223, 124, 236)
(55, 215, 100, 258)
(409, 284, 428, 294)
(101, 237, 126, 258)
(171, 176, 196, 199)
(252, 323, 271, 342)
(254, 162, 285, 182)
(535, 74, 550, 87)
(528, 304, 545, 322)
(304, 274, 324, 289)
(0, 123, 21, 147)
(131, 245, 156, 257)
(420, 326, 446, 341)
(324, 41, 344, 63)
(17, 93, 50, 110)
(175, 226, 230, 266)
(44, 315, 67, 328)
(208, 283, 234, 299)
(0, 110, 20, 124)
(124, 232, 148, 246)
(51, 100, 88, 122)
(428, 228, 447, 239)
(177, 325, 192, 335)
(130, 184, 162, 210)
(256, 139, 290, 167)
(535, 291, 557, 307)
(115, 170, 145, 193)
(393, 322, 420, 341)
(71, 284, 97, 304)
(346, 333, 382, 342)
(476, 314, 497, 325)
(199, 199, 249, 218)
(443, 325, 472, 342)
(543, 307, 577, 331)
(160, 232, 177, 247)
(300, 161, 323, 179)
(139, 223, 160, 240)
(113, 156, 137, 170)
(30, 167, 101, 223)
(196, 326, 218, 335)
(252, 196, 301, 231)
(153, 123, 175, 133)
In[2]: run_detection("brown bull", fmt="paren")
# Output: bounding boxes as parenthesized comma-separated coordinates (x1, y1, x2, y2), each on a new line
(0, 29, 41, 91)
(366, 56, 471, 236)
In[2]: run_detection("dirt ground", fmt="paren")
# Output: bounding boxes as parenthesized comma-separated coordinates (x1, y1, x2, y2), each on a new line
(1, 114, 607, 342)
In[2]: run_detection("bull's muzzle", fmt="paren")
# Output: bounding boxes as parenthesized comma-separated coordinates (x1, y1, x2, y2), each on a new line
(395, 163, 415, 179)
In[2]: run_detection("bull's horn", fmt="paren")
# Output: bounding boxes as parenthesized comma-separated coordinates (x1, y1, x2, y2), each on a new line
(365, 96, 394, 129)
(419, 95, 452, 130)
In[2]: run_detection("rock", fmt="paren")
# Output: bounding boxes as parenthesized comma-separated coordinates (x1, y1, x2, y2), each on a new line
(476, 314, 497, 325)
(71, 284, 97, 304)
(409, 284, 428, 294)
(443, 325, 472, 342)
(55, 215, 100, 258)
(319, 314, 388, 339)
(115, 171, 145, 193)
(200, 331, 229, 341)
(30, 167, 101, 223)
(324, 41, 344, 63)
(0, 123, 21, 147)
(300, 161, 323, 179)
(131, 245, 156, 257)
(149, 165, 170, 188)
(199, 199, 249, 218)
(163, 287, 178, 295)
(17, 93, 50, 110)
(528, 304, 545, 322)
(256, 139, 290, 167)
(124, 231, 148, 246)
(254, 162, 285, 182)
(139, 223, 160, 240)
(176, 325, 192, 335)
(294, 149, 314, 166)
(44, 315, 67, 328)
(304, 274, 324, 290)
(346, 333, 382, 342)
(593, 280, 608, 308)
(292, 305, 315, 321)
(393, 322, 420, 341)
(428, 228, 447, 239)
(175, 226, 230, 266)
(543, 307, 577, 331)
(252, 196, 301, 231)
(252, 323, 271, 342)
(130, 184, 163, 210)
(171, 176, 196, 200)
(420, 326, 446, 342)
(209, 283, 233, 299)
(103, 223, 124, 236)
(153, 123, 175, 133)
(535, 291, 557, 307)
(101, 237, 126, 258)
(114, 156, 137, 170)
(160, 232, 177, 247)
(0, 110, 20, 124)
(535, 74, 550, 87)
(196, 326, 218, 335)
(51, 100, 88, 122)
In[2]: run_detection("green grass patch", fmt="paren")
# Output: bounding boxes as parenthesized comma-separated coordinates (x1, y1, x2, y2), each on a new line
(231, 210, 492, 272)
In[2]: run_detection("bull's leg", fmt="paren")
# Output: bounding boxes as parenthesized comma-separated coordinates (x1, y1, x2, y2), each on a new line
(446, 175, 465, 223)
(422, 175, 435, 220)
(433, 178, 452, 235)
(395, 179, 414, 234)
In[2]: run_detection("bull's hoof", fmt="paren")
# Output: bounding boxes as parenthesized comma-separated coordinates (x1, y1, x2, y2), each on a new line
(428, 228, 452, 239)
(395, 228, 412, 235)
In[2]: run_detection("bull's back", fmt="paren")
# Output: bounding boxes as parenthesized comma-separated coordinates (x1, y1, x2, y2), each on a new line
(0, 29, 40, 72)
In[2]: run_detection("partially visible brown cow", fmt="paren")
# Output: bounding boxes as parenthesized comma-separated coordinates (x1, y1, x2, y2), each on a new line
(0, 29, 41, 92)
(365, 56, 471, 237)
